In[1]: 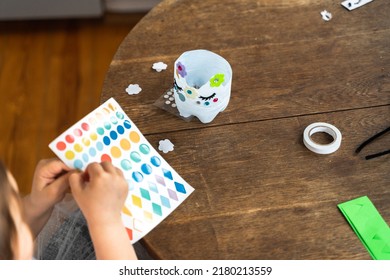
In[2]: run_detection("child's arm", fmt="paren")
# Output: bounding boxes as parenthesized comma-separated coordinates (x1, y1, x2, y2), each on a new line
(69, 162, 137, 260)
(22, 159, 71, 237)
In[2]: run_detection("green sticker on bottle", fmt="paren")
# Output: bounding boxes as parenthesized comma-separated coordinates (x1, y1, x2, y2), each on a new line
(338, 196, 390, 260)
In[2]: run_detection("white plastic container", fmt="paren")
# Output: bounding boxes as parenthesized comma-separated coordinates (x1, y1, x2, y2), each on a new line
(173, 49, 233, 123)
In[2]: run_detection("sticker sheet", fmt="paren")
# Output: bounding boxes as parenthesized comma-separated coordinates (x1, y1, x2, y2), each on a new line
(49, 98, 194, 243)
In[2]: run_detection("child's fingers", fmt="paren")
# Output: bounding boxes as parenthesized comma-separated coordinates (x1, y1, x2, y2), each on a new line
(68, 171, 86, 195)
(100, 161, 117, 174)
(86, 162, 104, 177)
(47, 172, 71, 195)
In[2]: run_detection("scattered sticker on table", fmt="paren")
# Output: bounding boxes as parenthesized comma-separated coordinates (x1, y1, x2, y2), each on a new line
(320, 10, 332, 21)
(159, 139, 174, 153)
(152, 62, 168, 72)
(126, 84, 142, 95)
(48, 98, 194, 244)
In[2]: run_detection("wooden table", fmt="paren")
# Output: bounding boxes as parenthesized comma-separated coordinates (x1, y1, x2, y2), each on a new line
(101, 0, 390, 259)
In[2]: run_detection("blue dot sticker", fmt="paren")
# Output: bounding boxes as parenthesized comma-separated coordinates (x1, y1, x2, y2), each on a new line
(103, 136, 111, 146)
(150, 156, 161, 167)
(89, 147, 97, 157)
(82, 153, 89, 162)
(117, 125, 125, 135)
(74, 159, 83, 169)
(96, 141, 104, 151)
(141, 164, 152, 175)
(124, 120, 131, 129)
(132, 171, 144, 182)
(110, 130, 118, 140)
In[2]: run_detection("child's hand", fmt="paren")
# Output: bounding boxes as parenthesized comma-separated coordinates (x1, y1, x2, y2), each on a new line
(69, 162, 136, 260)
(23, 158, 71, 236)
(69, 162, 128, 226)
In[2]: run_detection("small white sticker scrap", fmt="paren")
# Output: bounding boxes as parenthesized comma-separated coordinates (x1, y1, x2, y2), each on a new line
(152, 62, 168, 72)
(320, 10, 332, 21)
(159, 139, 174, 153)
(126, 84, 142, 95)
(341, 0, 374, 11)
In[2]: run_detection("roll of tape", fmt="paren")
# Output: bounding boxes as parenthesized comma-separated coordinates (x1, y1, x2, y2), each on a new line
(303, 122, 342, 154)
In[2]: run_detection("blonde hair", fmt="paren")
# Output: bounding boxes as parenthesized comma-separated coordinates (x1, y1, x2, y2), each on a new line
(0, 161, 19, 259)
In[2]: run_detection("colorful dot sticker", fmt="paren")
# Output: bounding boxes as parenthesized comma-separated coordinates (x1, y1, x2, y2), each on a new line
(74, 143, 83, 153)
(141, 163, 153, 175)
(124, 120, 131, 129)
(101, 154, 112, 162)
(89, 147, 97, 157)
(117, 125, 125, 135)
(116, 112, 124, 119)
(74, 159, 83, 169)
(139, 144, 150, 155)
(120, 138, 130, 150)
(111, 146, 122, 158)
(65, 135, 75, 143)
(110, 130, 118, 140)
(130, 131, 140, 143)
(103, 136, 111, 146)
(132, 171, 144, 182)
(56, 141, 66, 151)
(74, 128, 82, 137)
(121, 159, 132, 171)
(65, 150, 75, 160)
(82, 138, 91, 146)
(96, 141, 104, 151)
(104, 122, 111, 130)
(150, 156, 161, 167)
(97, 127, 104, 135)
(90, 132, 98, 141)
(130, 151, 142, 163)
(81, 123, 90, 131)
(48, 97, 194, 244)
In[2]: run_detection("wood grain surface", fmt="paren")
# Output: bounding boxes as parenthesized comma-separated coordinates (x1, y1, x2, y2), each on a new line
(0, 14, 145, 194)
(101, 0, 390, 259)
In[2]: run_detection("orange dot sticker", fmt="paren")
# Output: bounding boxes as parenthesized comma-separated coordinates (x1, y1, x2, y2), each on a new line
(56, 141, 66, 151)
(120, 139, 131, 151)
(101, 154, 112, 162)
(65, 150, 75, 160)
(129, 131, 140, 143)
(110, 146, 122, 158)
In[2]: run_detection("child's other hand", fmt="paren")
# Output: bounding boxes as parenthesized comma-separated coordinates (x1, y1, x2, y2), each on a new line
(69, 162, 128, 225)
(30, 158, 71, 207)
(23, 158, 71, 236)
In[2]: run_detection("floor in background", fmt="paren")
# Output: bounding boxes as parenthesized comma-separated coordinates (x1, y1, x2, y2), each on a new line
(0, 12, 146, 195)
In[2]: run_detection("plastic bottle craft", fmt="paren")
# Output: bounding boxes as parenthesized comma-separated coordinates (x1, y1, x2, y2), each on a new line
(173, 49, 233, 123)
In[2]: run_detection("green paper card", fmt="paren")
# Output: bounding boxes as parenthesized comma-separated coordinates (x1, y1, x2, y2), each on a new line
(338, 196, 390, 260)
